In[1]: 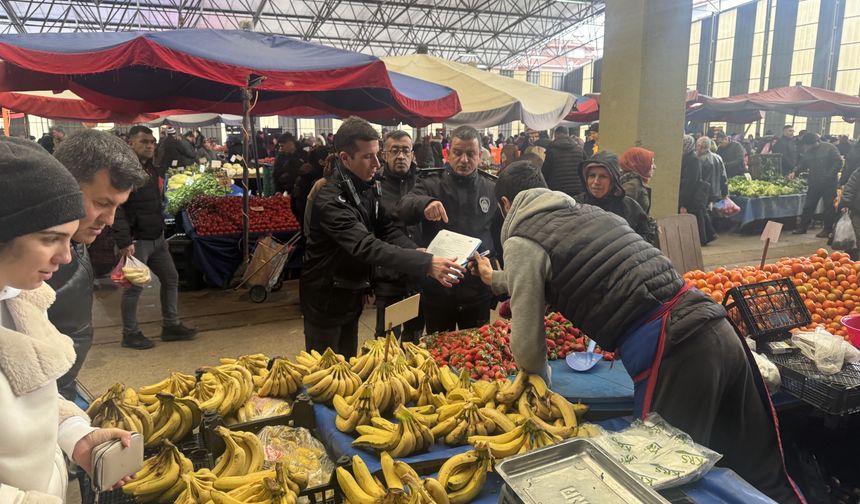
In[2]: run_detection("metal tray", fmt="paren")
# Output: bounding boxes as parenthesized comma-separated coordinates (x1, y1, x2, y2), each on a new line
(495, 438, 669, 504)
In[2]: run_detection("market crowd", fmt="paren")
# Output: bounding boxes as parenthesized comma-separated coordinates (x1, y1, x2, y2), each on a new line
(0, 115, 821, 504)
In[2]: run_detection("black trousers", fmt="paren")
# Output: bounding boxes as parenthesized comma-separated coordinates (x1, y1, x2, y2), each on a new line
(423, 299, 491, 333)
(304, 316, 360, 359)
(800, 183, 837, 232)
(56, 330, 93, 401)
(375, 296, 425, 342)
(652, 318, 802, 504)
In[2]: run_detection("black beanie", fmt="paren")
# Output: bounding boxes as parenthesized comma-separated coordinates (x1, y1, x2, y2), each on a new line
(0, 136, 85, 242)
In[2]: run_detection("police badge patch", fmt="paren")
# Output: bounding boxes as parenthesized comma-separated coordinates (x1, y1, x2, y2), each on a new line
(479, 196, 490, 213)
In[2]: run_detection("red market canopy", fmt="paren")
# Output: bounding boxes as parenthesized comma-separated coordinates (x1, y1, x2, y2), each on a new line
(0, 29, 461, 126)
(691, 85, 860, 118)
(0, 90, 174, 123)
(565, 90, 706, 123)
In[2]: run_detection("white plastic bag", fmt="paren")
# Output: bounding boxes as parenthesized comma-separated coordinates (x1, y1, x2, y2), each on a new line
(792, 328, 848, 374)
(752, 351, 781, 394)
(832, 213, 857, 251)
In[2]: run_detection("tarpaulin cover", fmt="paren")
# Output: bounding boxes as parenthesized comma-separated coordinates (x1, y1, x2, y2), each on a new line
(0, 29, 461, 126)
(0, 90, 165, 122)
(383, 54, 574, 130)
(694, 84, 860, 118)
(566, 90, 709, 122)
(685, 102, 765, 123)
(548, 358, 633, 414)
(729, 194, 809, 227)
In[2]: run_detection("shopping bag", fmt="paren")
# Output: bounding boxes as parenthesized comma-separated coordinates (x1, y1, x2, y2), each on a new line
(713, 197, 741, 217)
(110, 256, 132, 288)
(122, 256, 152, 286)
(832, 213, 857, 251)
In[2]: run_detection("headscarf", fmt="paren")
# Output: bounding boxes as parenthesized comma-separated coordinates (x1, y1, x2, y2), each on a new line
(619, 147, 655, 182)
(682, 135, 695, 155)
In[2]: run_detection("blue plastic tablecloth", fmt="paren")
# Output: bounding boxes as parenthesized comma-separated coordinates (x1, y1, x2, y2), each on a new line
(179, 210, 298, 287)
(549, 359, 634, 414)
(729, 194, 806, 227)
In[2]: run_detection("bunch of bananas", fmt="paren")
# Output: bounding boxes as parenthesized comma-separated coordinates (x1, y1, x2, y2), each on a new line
(437, 447, 492, 504)
(364, 361, 417, 415)
(138, 372, 197, 413)
(444, 380, 498, 408)
(89, 396, 154, 440)
(416, 376, 447, 409)
(402, 342, 431, 368)
(297, 347, 344, 373)
(417, 358, 444, 393)
(122, 264, 151, 285)
(190, 365, 254, 417)
(352, 405, 433, 458)
(208, 463, 307, 504)
(258, 358, 309, 398)
(333, 382, 381, 433)
(302, 361, 361, 404)
(146, 393, 202, 448)
(174, 469, 217, 504)
(123, 441, 194, 503)
(86, 383, 138, 416)
(220, 354, 271, 387)
(337, 453, 449, 504)
(438, 367, 470, 394)
(430, 400, 503, 446)
(211, 426, 266, 478)
(350, 338, 390, 379)
(295, 349, 323, 370)
(467, 418, 563, 459)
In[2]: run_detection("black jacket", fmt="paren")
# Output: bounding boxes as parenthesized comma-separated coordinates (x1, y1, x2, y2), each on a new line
(575, 151, 657, 245)
(840, 168, 860, 214)
(272, 151, 306, 194)
(699, 151, 728, 202)
(113, 160, 163, 248)
(679, 150, 709, 212)
(716, 141, 747, 178)
(375, 164, 422, 298)
(771, 135, 797, 173)
(797, 142, 842, 187)
(397, 166, 499, 307)
(300, 167, 432, 326)
(159, 135, 197, 168)
(46, 243, 94, 342)
(541, 136, 586, 198)
(619, 172, 651, 214)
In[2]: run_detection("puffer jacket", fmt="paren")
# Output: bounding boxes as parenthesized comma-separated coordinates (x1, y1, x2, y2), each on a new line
(541, 136, 586, 198)
(838, 168, 860, 243)
(375, 164, 422, 298)
(158, 135, 196, 169)
(300, 167, 432, 326)
(112, 159, 164, 248)
(619, 172, 651, 214)
(504, 188, 726, 351)
(575, 151, 657, 245)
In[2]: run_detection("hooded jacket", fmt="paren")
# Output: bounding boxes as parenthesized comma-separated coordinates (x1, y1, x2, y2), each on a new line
(541, 136, 586, 198)
(574, 151, 657, 245)
(489, 189, 726, 380)
(0, 284, 96, 503)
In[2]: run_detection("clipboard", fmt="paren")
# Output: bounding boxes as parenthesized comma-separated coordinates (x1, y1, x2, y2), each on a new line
(426, 229, 482, 265)
(384, 294, 421, 331)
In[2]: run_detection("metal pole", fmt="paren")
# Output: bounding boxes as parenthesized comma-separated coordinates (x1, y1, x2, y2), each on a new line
(242, 87, 252, 264)
(250, 117, 261, 189)
(756, 0, 773, 137)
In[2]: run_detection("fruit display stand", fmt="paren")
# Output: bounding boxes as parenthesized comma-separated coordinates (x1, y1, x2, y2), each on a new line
(179, 195, 301, 287)
(729, 193, 808, 227)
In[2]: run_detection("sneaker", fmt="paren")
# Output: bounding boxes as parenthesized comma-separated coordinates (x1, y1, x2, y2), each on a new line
(815, 230, 831, 238)
(792, 228, 808, 235)
(161, 323, 197, 342)
(122, 331, 155, 350)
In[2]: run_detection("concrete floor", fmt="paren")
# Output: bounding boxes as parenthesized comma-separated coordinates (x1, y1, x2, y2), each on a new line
(65, 229, 829, 503)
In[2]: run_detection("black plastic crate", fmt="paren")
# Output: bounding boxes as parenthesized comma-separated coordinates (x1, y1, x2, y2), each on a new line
(768, 352, 860, 416)
(722, 278, 811, 341)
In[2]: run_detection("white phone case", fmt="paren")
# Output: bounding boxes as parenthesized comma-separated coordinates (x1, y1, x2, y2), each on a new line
(91, 432, 144, 492)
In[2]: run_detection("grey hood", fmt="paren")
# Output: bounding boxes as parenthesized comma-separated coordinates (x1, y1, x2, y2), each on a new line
(501, 188, 578, 243)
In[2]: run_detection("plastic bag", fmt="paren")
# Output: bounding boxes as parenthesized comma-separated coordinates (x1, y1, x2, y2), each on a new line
(792, 327, 850, 374)
(713, 197, 741, 217)
(752, 351, 781, 394)
(229, 395, 292, 425)
(589, 413, 722, 490)
(110, 257, 132, 288)
(256, 425, 334, 488)
(122, 256, 151, 286)
(832, 213, 857, 251)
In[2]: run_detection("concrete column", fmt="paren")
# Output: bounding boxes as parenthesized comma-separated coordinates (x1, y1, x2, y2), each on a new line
(600, 0, 693, 219)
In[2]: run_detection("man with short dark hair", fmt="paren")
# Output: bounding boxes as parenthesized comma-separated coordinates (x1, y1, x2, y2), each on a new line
(791, 132, 842, 237)
(114, 125, 197, 349)
(771, 125, 797, 175)
(374, 130, 425, 341)
(158, 126, 196, 168)
(397, 125, 499, 332)
(471, 162, 803, 504)
(583, 123, 599, 157)
(715, 131, 747, 177)
(301, 118, 465, 357)
(50, 129, 148, 399)
(540, 126, 586, 198)
(272, 133, 305, 194)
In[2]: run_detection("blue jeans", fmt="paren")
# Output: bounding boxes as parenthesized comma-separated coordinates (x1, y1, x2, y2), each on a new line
(121, 235, 180, 336)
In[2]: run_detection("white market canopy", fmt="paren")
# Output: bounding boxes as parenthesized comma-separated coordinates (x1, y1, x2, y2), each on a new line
(383, 54, 575, 130)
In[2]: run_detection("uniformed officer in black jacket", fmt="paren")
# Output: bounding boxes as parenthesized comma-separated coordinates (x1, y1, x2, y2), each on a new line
(374, 130, 425, 341)
(300, 118, 465, 358)
(397, 125, 500, 332)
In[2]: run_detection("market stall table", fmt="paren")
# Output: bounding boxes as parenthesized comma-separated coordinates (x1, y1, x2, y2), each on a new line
(179, 210, 299, 287)
(730, 194, 807, 227)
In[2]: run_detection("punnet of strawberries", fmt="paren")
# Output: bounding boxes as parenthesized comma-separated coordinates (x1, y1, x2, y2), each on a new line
(422, 312, 614, 381)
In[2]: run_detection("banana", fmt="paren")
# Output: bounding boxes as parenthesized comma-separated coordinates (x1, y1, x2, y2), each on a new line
(548, 392, 579, 427)
(233, 429, 265, 473)
(123, 444, 182, 502)
(423, 478, 451, 504)
(437, 451, 480, 487)
(336, 467, 381, 504)
(438, 366, 460, 392)
(210, 489, 251, 504)
(351, 455, 385, 498)
(333, 394, 354, 418)
(496, 370, 527, 404)
(213, 469, 276, 490)
(212, 427, 247, 478)
(479, 407, 516, 432)
(447, 458, 489, 504)
(380, 452, 403, 491)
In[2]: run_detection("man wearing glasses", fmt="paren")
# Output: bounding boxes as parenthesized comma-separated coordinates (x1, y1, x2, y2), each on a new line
(374, 131, 425, 340)
(397, 125, 500, 333)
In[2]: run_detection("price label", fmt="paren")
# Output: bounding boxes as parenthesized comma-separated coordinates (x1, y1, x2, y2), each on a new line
(384, 294, 421, 330)
(760, 221, 782, 243)
(250, 206, 264, 212)
(230, 155, 237, 162)
(171, 160, 178, 167)
(211, 160, 222, 168)
(198, 165, 206, 173)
